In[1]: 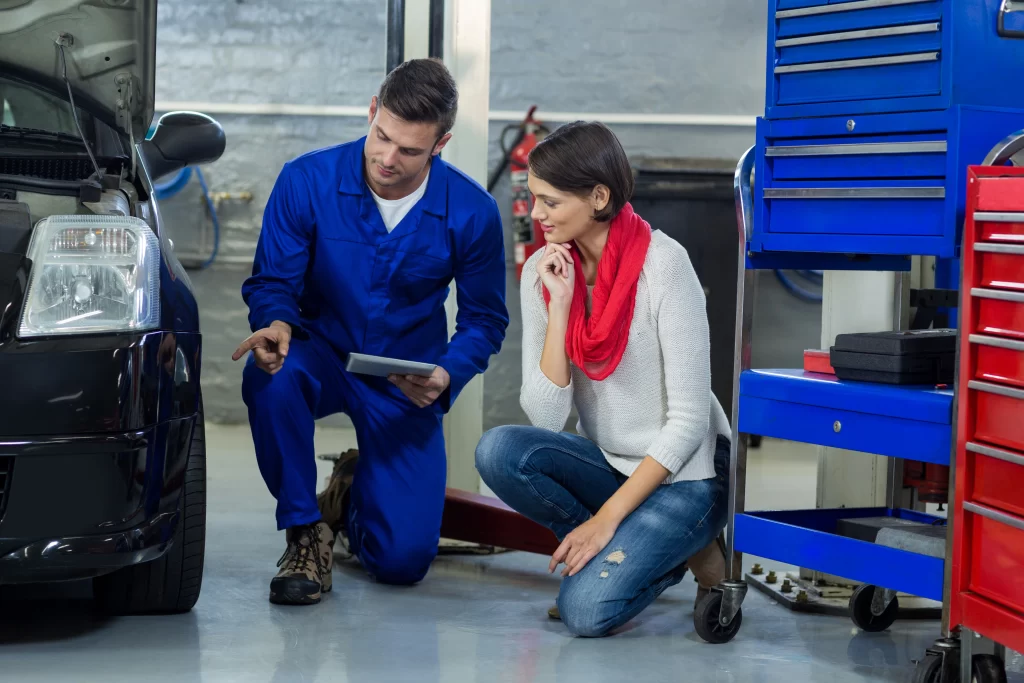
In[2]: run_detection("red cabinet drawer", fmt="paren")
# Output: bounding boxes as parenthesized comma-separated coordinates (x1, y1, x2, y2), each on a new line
(967, 442, 1024, 519)
(976, 212, 1024, 244)
(976, 244, 1024, 292)
(970, 381, 1024, 452)
(976, 178, 1024, 212)
(973, 289, 1024, 341)
(964, 502, 1024, 615)
(972, 335, 1024, 388)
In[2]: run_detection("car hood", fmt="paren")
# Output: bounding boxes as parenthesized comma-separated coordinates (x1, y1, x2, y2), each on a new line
(0, 0, 155, 140)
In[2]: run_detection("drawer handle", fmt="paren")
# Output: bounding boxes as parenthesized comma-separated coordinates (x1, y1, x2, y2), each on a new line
(999, 0, 1024, 38)
(969, 379, 1024, 400)
(776, 22, 940, 48)
(971, 287, 1024, 303)
(777, 0, 932, 19)
(764, 187, 945, 199)
(967, 441, 1024, 467)
(975, 243, 1024, 255)
(766, 141, 947, 157)
(974, 211, 1024, 223)
(775, 52, 939, 75)
(969, 334, 1024, 352)
(963, 501, 1024, 532)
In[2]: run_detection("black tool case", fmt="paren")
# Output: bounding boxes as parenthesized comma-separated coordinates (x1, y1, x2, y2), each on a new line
(829, 329, 957, 385)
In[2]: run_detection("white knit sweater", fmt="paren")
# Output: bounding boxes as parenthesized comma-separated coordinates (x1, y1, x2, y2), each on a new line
(520, 231, 731, 483)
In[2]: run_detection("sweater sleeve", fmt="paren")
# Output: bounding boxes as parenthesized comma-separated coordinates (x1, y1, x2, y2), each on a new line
(645, 245, 712, 476)
(518, 256, 574, 432)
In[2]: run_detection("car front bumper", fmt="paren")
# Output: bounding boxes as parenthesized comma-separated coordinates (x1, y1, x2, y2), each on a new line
(0, 330, 201, 584)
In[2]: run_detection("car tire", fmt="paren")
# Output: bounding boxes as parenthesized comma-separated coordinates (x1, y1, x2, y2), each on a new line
(94, 402, 207, 615)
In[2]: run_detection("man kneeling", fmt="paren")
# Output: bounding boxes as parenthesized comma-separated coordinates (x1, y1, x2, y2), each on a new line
(233, 59, 508, 604)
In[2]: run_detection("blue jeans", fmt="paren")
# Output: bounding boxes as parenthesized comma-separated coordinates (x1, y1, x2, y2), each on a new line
(475, 426, 729, 637)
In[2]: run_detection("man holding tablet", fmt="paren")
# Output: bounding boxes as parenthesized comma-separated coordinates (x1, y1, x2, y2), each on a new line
(232, 59, 508, 605)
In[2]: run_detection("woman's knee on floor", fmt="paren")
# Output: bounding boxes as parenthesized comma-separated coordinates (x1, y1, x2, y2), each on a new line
(556, 575, 622, 638)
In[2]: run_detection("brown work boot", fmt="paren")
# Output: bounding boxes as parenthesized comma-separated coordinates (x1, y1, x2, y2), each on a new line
(690, 534, 727, 611)
(317, 449, 359, 537)
(270, 522, 334, 605)
(548, 603, 561, 620)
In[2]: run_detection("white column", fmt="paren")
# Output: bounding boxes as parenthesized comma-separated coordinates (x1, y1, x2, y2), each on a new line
(439, 0, 491, 493)
(403, 0, 430, 60)
(809, 270, 902, 583)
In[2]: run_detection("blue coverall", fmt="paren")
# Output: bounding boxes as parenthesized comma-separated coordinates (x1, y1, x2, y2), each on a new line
(241, 139, 508, 585)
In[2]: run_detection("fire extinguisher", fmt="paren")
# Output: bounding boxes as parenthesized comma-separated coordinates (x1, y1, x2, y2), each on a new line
(486, 106, 549, 281)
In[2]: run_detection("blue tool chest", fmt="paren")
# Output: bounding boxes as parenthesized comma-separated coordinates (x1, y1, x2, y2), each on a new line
(767, 0, 1024, 120)
(754, 107, 1024, 259)
(751, 0, 1024, 262)
(727, 0, 1024, 621)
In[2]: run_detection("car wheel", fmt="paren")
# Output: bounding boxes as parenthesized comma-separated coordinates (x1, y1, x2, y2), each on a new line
(94, 402, 206, 614)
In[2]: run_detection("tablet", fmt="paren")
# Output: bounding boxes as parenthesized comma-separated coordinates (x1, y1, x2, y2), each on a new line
(345, 352, 437, 378)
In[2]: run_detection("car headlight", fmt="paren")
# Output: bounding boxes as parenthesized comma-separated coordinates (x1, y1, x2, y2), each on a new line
(19, 215, 160, 337)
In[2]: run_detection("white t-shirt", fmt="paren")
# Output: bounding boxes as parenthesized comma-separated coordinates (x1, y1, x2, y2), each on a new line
(369, 171, 430, 232)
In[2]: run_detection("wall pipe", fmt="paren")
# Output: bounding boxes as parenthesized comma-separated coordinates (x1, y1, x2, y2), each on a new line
(386, 0, 406, 74)
(429, 0, 444, 59)
(153, 101, 757, 127)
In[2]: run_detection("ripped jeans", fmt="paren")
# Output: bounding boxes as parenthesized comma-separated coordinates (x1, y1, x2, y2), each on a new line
(475, 426, 729, 638)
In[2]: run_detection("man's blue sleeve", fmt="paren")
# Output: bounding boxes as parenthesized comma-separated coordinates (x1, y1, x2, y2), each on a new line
(437, 196, 510, 411)
(241, 163, 313, 334)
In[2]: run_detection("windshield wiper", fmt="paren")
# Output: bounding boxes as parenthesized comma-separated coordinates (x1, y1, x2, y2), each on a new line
(0, 124, 87, 147)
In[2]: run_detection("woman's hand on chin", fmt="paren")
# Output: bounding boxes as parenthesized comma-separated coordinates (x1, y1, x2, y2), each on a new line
(537, 242, 576, 310)
(549, 513, 619, 578)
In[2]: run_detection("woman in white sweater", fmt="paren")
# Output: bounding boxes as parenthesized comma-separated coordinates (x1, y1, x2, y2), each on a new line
(475, 121, 731, 637)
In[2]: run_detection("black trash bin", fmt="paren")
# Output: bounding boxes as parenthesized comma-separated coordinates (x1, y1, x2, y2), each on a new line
(630, 158, 739, 415)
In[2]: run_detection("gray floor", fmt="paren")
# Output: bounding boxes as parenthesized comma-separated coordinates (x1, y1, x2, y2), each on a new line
(0, 427, 1006, 683)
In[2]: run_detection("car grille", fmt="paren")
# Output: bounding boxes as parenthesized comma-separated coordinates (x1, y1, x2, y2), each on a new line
(0, 456, 11, 520)
(0, 157, 95, 181)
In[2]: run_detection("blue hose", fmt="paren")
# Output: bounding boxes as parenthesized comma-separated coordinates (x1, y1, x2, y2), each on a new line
(193, 167, 220, 270)
(152, 166, 193, 200)
(775, 269, 823, 303)
(150, 165, 220, 270)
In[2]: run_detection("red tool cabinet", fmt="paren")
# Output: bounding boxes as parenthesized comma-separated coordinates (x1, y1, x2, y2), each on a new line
(950, 165, 1024, 655)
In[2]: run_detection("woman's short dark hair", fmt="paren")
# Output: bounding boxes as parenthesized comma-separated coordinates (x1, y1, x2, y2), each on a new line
(527, 121, 634, 222)
(378, 59, 459, 135)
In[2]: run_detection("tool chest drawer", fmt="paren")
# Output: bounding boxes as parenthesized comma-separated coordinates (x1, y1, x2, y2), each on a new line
(972, 289, 1024, 341)
(768, 133, 947, 180)
(971, 335, 1024, 389)
(966, 442, 1024, 520)
(752, 108, 1024, 258)
(975, 243, 1024, 291)
(977, 213, 1024, 244)
(766, 0, 1024, 119)
(969, 380, 1024, 452)
(963, 503, 1024, 615)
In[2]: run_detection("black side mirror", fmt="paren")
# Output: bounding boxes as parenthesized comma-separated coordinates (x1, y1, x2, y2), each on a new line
(142, 111, 226, 181)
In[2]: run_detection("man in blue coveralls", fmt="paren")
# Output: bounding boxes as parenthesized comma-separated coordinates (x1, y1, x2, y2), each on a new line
(232, 59, 508, 605)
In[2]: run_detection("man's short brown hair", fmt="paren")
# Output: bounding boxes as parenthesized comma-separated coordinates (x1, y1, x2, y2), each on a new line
(378, 59, 459, 135)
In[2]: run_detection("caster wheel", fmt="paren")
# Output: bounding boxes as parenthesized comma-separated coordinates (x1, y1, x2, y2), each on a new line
(912, 654, 943, 683)
(850, 584, 899, 633)
(911, 652, 1007, 683)
(971, 654, 1007, 683)
(693, 590, 742, 644)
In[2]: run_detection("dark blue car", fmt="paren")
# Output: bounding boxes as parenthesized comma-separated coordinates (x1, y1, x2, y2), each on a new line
(0, 0, 223, 613)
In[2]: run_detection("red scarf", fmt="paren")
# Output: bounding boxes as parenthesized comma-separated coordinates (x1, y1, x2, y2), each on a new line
(543, 203, 652, 381)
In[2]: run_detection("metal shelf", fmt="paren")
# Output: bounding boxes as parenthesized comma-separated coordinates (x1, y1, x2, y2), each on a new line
(735, 507, 946, 601)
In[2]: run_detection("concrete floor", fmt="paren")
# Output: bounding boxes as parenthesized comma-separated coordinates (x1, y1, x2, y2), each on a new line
(2, 427, 1018, 683)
